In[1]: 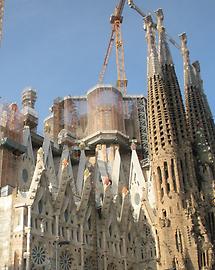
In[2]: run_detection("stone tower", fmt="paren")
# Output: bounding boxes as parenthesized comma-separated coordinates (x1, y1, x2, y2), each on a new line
(145, 11, 213, 270)
(21, 87, 38, 132)
(180, 33, 215, 251)
(180, 33, 215, 156)
(0, 4, 215, 270)
(0, 102, 25, 188)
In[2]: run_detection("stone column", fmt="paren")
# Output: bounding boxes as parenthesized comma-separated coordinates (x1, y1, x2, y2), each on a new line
(55, 215, 59, 270)
(102, 230, 108, 270)
(122, 235, 127, 270)
(26, 205, 31, 270)
(80, 224, 84, 270)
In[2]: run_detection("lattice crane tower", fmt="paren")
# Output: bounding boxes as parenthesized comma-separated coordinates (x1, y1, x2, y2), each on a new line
(0, 0, 4, 43)
(98, 0, 127, 95)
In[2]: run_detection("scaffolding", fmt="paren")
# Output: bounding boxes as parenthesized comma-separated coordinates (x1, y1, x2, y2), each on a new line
(51, 96, 88, 141)
(0, 101, 23, 143)
(63, 97, 78, 136)
(0, 101, 24, 188)
(123, 95, 148, 156)
(136, 97, 148, 157)
(87, 85, 125, 136)
(123, 97, 140, 141)
(48, 87, 148, 151)
(70, 97, 87, 139)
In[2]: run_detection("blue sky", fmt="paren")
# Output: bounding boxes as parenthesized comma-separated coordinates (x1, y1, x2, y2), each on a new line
(0, 0, 214, 133)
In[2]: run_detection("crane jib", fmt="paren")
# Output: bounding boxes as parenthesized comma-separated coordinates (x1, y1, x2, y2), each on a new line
(115, 0, 126, 18)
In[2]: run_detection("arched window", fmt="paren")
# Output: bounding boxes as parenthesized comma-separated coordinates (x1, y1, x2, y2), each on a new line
(87, 216, 91, 230)
(171, 159, 177, 191)
(38, 199, 43, 214)
(157, 167, 162, 184)
(164, 161, 168, 180)
(175, 230, 183, 252)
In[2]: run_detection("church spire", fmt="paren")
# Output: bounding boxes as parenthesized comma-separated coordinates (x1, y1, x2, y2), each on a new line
(192, 60, 214, 120)
(144, 15, 161, 77)
(156, 8, 173, 66)
(145, 10, 197, 201)
(180, 32, 215, 151)
(144, 10, 207, 269)
(155, 9, 189, 146)
(180, 32, 196, 87)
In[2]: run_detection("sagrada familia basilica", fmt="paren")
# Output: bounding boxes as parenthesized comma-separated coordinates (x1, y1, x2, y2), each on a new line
(0, 2, 214, 270)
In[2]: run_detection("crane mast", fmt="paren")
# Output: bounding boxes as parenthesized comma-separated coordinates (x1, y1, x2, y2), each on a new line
(98, 0, 127, 95)
(0, 0, 4, 43)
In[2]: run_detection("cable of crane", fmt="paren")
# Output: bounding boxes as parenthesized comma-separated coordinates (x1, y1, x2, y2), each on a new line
(166, 34, 181, 50)
(127, 0, 181, 50)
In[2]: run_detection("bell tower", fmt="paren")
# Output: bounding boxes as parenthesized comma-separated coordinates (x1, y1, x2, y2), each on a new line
(145, 12, 213, 269)
(180, 33, 215, 250)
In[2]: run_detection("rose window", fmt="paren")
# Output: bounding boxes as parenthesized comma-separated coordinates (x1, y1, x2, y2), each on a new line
(107, 263, 117, 270)
(59, 251, 73, 270)
(84, 257, 95, 270)
(32, 244, 46, 265)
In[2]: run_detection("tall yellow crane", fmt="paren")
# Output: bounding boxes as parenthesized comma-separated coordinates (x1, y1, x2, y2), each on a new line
(98, 0, 128, 95)
(0, 0, 4, 43)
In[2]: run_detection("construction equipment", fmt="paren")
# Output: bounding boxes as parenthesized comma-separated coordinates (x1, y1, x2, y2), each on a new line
(98, 0, 128, 95)
(0, 0, 4, 43)
(127, 0, 181, 50)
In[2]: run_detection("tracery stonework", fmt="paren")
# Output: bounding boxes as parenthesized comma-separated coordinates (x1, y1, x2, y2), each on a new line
(0, 7, 214, 270)
(59, 250, 73, 270)
(32, 244, 46, 266)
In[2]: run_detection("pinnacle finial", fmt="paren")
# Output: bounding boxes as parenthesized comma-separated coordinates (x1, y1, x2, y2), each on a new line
(179, 32, 196, 87)
(144, 15, 161, 77)
(180, 32, 187, 43)
(192, 61, 213, 118)
(192, 61, 201, 73)
(155, 8, 173, 66)
(179, 32, 190, 66)
(144, 14, 154, 30)
(192, 61, 201, 84)
(155, 8, 164, 30)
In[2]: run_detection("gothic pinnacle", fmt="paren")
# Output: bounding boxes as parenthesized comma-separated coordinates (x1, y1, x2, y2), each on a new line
(192, 60, 213, 119)
(144, 15, 161, 77)
(155, 8, 173, 66)
(180, 32, 196, 87)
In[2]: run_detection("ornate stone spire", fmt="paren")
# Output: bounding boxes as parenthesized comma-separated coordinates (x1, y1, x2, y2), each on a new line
(192, 61, 214, 119)
(180, 33, 215, 152)
(156, 9, 189, 146)
(144, 15, 161, 77)
(156, 8, 173, 66)
(180, 33, 196, 87)
(144, 10, 208, 270)
(180, 34, 215, 239)
(145, 10, 198, 199)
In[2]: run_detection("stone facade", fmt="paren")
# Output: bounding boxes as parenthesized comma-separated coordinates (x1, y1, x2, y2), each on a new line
(0, 128, 157, 269)
(0, 8, 214, 270)
(144, 10, 215, 270)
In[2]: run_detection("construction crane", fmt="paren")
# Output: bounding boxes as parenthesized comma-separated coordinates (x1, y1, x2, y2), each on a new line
(127, 0, 181, 50)
(98, 0, 128, 95)
(0, 0, 4, 43)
